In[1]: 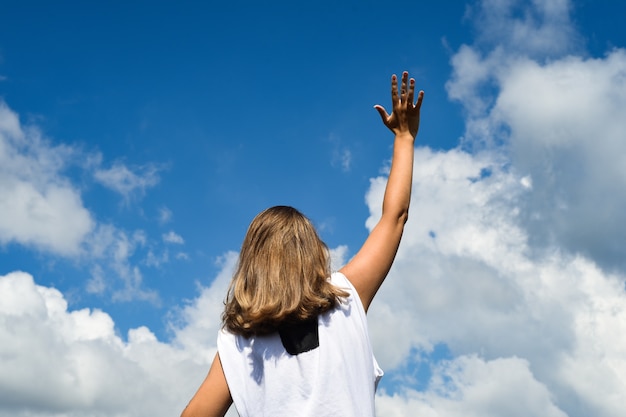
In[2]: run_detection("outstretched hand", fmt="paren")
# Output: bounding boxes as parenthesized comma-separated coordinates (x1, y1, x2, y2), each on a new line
(374, 71, 424, 139)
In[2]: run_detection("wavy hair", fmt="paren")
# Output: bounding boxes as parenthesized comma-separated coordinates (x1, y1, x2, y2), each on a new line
(222, 206, 349, 336)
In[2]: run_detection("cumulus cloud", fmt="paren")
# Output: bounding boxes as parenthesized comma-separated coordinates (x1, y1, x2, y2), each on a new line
(463, 0, 580, 58)
(0, 101, 94, 256)
(495, 51, 626, 270)
(0, 271, 210, 417)
(366, 0, 626, 415)
(168, 252, 237, 360)
(0, 246, 341, 417)
(367, 147, 626, 416)
(0, 246, 345, 417)
(4, 143, 625, 416)
(0, 99, 170, 303)
(2, 1, 625, 416)
(449, 2, 626, 272)
(376, 355, 569, 417)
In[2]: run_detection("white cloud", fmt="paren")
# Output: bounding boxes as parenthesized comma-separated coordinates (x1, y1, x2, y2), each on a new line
(367, 145, 626, 417)
(0, 271, 210, 417)
(145, 249, 170, 267)
(328, 133, 353, 172)
(376, 355, 568, 417)
(365, 0, 626, 414)
(464, 0, 579, 58)
(168, 252, 237, 361)
(84, 224, 159, 304)
(176, 252, 190, 260)
(86, 265, 106, 295)
(94, 161, 161, 201)
(157, 206, 173, 224)
(2, 1, 625, 416)
(162, 231, 184, 244)
(0, 99, 169, 303)
(3, 135, 625, 417)
(333, 148, 352, 172)
(0, 250, 244, 417)
(448, 2, 626, 272)
(0, 101, 95, 256)
(329, 244, 349, 272)
(493, 51, 626, 269)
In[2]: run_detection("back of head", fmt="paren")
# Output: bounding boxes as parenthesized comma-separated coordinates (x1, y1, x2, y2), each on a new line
(223, 206, 348, 336)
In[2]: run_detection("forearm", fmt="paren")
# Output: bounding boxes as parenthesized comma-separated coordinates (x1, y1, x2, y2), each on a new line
(381, 132, 415, 224)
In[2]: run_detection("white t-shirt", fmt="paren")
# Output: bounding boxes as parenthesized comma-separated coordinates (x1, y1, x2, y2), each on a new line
(217, 271, 383, 417)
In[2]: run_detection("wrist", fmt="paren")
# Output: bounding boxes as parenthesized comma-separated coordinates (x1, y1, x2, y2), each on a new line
(394, 132, 415, 142)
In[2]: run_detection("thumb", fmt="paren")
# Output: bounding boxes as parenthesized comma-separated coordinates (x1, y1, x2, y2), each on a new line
(373, 105, 390, 124)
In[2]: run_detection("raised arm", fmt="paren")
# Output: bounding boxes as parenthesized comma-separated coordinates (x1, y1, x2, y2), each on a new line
(340, 71, 424, 312)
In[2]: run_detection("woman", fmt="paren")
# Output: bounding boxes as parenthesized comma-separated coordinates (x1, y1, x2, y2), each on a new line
(181, 71, 424, 417)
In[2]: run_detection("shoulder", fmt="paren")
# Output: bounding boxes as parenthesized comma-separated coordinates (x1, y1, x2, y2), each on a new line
(330, 271, 350, 287)
(330, 271, 358, 300)
(329, 271, 367, 319)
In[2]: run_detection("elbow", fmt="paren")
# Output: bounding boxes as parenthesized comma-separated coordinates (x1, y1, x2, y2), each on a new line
(382, 208, 409, 229)
(398, 208, 409, 225)
(381, 203, 410, 225)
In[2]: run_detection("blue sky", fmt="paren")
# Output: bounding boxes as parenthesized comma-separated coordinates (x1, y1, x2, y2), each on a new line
(0, 0, 474, 335)
(1, 1, 626, 416)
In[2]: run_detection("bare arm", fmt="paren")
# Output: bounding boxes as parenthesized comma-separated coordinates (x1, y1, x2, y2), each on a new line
(180, 353, 233, 417)
(340, 71, 424, 312)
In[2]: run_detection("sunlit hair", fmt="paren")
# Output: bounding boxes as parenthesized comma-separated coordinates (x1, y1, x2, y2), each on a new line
(222, 206, 349, 336)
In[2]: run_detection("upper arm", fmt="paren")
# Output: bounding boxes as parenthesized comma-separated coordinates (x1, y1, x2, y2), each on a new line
(339, 212, 406, 312)
(181, 352, 233, 417)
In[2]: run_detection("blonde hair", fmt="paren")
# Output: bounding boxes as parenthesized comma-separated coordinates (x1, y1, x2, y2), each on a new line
(222, 206, 349, 336)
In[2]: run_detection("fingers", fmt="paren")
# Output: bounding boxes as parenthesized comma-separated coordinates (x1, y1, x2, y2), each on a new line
(407, 78, 415, 105)
(386, 71, 424, 112)
(390, 74, 398, 105)
(400, 71, 408, 103)
(416, 90, 424, 109)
